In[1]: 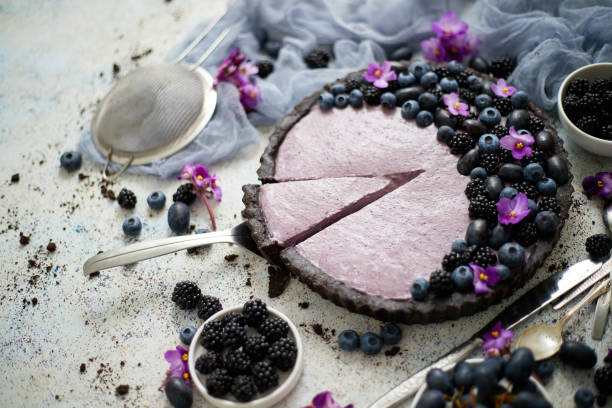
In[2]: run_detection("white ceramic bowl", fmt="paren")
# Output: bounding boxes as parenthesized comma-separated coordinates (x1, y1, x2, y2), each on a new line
(410, 358, 552, 408)
(188, 305, 304, 408)
(557, 62, 612, 157)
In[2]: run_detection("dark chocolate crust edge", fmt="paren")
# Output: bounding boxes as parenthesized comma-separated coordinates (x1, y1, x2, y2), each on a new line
(241, 184, 283, 265)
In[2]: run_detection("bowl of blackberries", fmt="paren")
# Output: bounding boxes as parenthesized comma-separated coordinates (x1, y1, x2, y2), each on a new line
(188, 299, 304, 408)
(411, 348, 552, 408)
(558, 63, 612, 156)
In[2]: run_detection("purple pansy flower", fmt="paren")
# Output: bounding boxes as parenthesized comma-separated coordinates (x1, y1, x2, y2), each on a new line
(443, 92, 469, 116)
(177, 162, 222, 230)
(164, 345, 191, 385)
(431, 11, 468, 38)
(237, 61, 259, 84)
(470, 262, 500, 295)
(583, 172, 612, 197)
(491, 78, 517, 98)
(215, 47, 246, 87)
(500, 126, 534, 159)
(482, 321, 514, 356)
(464, 34, 481, 57)
(239, 82, 262, 111)
(497, 193, 531, 225)
(441, 33, 469, 61)
(206, 173, 223, 202)
(178, 163, 198, 181)
(363, 61, 397, 89)
(192, 165, 211, 187)
(421, 37, 448, 62)
(303, 391, 353, 408)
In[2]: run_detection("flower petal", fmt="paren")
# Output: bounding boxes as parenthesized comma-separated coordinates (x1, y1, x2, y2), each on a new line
(499, 135, 516, 151)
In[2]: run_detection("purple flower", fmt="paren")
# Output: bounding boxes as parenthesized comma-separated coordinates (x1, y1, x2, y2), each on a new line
(491, 78, 517, 98)
(464, 34, 481, 57)
(303, 392, 353, 408)
(482, 321, 514, 354)
(164, 345, 191, 384)
(497, 193, 531, 225)
(177, 162, 222, 230)
(470, 263, 500, 295)
(431, 11, 468, 39)
(239, 82, 262, 111)
(583, 172, 612, 197)
(500, 126, 535, 160)
(206, 173, 222, 202)
(443, 92, 469, 116)
(363, 61, 397, 89)
(178, 163, 198, 181)
(193, 165, 211, 187)
(215, 47, 246, 87)
(440, 33, 469, 62)
(421, 37, 448, 62)
(236, 60, 259, 85)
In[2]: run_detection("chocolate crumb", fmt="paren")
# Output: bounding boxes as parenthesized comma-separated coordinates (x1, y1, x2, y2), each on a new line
(10, 173, 19, 183)
(245, 277, 251, 287)
(31, 297, 38, 306)
(78, 173, 89, 180)
(112, 63, 120, 76)
(267, 265, 290, 298)
(311, 324, 323, 337)
(89, 271, 100, 278)
(47, 242, 57, 252)
(19, 233, 30, 245)
(28, 259, 38, 268)
(131, 48, 152, 61)
(385, 346, 400, 357)
(106, 189, 116, 200)
(120, 361, 125, 367)
(115, 384, 129, 395)
(55, 395, 60, 400)
(224, 254, 238, 262)
(298, 302, 309, 309)
(80, 363, 86, 373)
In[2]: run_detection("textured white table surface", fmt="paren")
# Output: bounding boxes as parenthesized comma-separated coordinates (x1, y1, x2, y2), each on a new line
(0, 1, 610, 407)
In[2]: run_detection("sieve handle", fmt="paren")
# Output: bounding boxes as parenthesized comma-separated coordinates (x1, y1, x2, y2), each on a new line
(192, 27, 232, 68)
(174, 8, 228, 63)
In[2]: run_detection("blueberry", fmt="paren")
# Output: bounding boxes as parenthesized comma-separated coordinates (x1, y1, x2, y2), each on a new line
(537, 178, 557, 196)
(416, 389, 445, 408)
(452, 239, 468, 253)
(418, 92, 437, 112)
(380, 92, 397, 109)
(380, 323, 402, 345)
(480, 356, 505, 380)
(466, 219, 489, 246)
(489, 223, 512, 249)
(408, 61, 430, 80)
(523, 163, 544, 183)
(475, 94, 492, 111)
(534, 360, 554, 382)
(360, 332, 383, 355)
(498, 242, 525, 269)
(338, 329, 360, 351)
(511, 90, 530, 108)
(147, 191, 166, 210)
(397, 72, 416, 87)
(410, 278, 429, 300)
(559, 340, 597, 369)
(485, 175, 503, 200)
(574, 389, 595, 408)
(448, 60, 463, 74)
(401, 100, 420, 119)
(318, 92, 334, 110)
(439, 77, 458, 93)
(505, 348, 535, 385)
(330, 83, 346, 95)
(180, 325, 197, 345)
(60, 151, 82, 172)
(513, 391, 552, 408)
(496, 264, 511, 280)
(478, 133, 500, 154)
(165, 376, 193, 408)
(426, 368, 454, 395)
(168, 202, 190, 234)
(535, 211, 559, 237)
(499, 187, 518, 199)
(122, 216, 142, 237)
(479, 107, 502, 127)
(453, 361, 474, 389)
(436, 125, 454, 143)
(349, 89, 364, 108)
(420, 71, 439, 89)
(334, 94, 349, 109)
(470, 167, 487, 179)
(415, 110, 433, 127)
(467, 74, 483, 92)
(473, 363, 497, 397)
(452, 266, 473, 291)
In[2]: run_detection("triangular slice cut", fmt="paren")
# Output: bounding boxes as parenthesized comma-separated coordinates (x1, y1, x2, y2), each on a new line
(260, 172, 423, 248)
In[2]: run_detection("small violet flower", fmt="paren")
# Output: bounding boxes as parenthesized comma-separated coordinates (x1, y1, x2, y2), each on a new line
(431, 11, 468, 38)
(239, 82, 262, 111)
(464, 34, 481, 57)
(470, 262, 500, 295)
(491, 78, 517, 98)
(215, 47, 246, 87)
(482, 321, 514, 357)
(215, 47, 262, 111)
(178, 163, 222, 230)
(237, 60, 259, 82)
(164, 345, 191, 385)
(500, 126, 534, 160)
(303, 391, 353, 408)
(363, 61, 397, 89)
(421, 37, 447, 62)
(443, 92, 469, 116)
(496, 193, 530, 225)
(582, 172, 612, 198)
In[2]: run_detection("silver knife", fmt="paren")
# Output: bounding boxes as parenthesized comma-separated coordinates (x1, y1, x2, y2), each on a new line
(368, 258, 603, 408)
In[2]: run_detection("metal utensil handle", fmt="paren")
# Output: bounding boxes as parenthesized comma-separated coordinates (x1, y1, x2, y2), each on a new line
(174, 9, 228, 63)
(560, 278, 610, 327)
(191, 27, 231, 69)
(554, 264, 610, 310)
(368, 338, 483, 408)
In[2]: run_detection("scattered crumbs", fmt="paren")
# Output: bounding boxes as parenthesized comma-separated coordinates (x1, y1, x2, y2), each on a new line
(28, 275, 39, 285)
(31, 297, 38, 306)
(243, 263, 250, 269)
(310, 324, 333, 341)
(224, 254, 239, 262)
(298, 302, 309, 309)
(245, 277, 251, 287)
(311, 324, 323, 336)
(80, 363, 86, 373)
(385, 346, 400, 357)
(120, 361, 125, 367)
(267, 265, 290, 298)
(47, 242, 57, 252)
(55, 395, 60, 400)
(112, 63, 120, 76)
(10, 173, 19, 183)
(131, 48, 152, 61)
(89, 271, 100, 278)
(28, 259, 38, 268)
(115, 384, 129, 395)
(78, 173, 89, 180)
(19, 233, 30, 245)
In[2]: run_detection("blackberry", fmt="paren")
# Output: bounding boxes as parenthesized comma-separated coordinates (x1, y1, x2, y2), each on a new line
(205, 368, 233, 398)
(225, 348, 251, 375)
(454, 70, 470, 87)
(585, 233, 612, 259)
(514, 222, 538, 247)
(434, 66, 452, 79)
(428, 87, 442, 101)
(344, 78, 361, 93)
(448, 131, 474, 155)
(459, 88, 475, 104)
(538, 196, 560, 215)
(195, 351, 223, 374)
(493, 96, 513, 116)
(577, 114, 600, 135)
(464, 245, 497, 267)
(256, 60, 274, 78)
(527, 115, 545, 134)
(567, 77, 590, 96)
(251, 361, 279, 392)
(201, 320, 224, 351)
(582, 92, 603, 110)
(220, 311, 246, 328)
(171, 281, 201, 310)
(268, 337, 297, 371)
(304, 48, 332, 69)
(455, 111, 478, 127)
(468, 195, 498, 224)
(489, 57, 516, 78)
(520, 147, 546, 166)
(465, 178, 486, 199)
(512, 181, 539, 200)
(244, 334, 269, 362)
(259, 317, 289, 342)
(499, 148, 515, 164)
(591, 77, 612, 94)
(602, 124, 612, 140)
(603, 89, 612, 106)
(479, 153, 500, 175)
(196, 295, 222, 320)
(173, 183, 197, 205)
(231, 375, 257, 402)
(242, 298, 268, 328)
(117, 188, 137, 209)
(595, 366, 612, 395)
(442, 251, 464, 272)
(429, 269, 454, 297)
(222, 320, 247, 349)
(491, 124, 509, 139)
(562, 94, 581, 119)
(361, 85, 382, 106)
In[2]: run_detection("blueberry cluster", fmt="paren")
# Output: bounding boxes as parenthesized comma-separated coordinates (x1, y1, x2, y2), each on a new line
(337, 323, 402, 356)
(196, 299, 297, 402)
(562, 76, 612, 140)
(170, 280, 223, 320)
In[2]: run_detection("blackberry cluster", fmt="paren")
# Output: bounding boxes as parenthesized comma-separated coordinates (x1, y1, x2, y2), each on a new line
(244, 334, 269, 362)
(464, 245, 497, 267)
(197, 295, 223, 320)
(567, 77, 590, 96)
(201, 320, 225, 351)
(442, 251, 464, 272)
(268, 337, 298, 371)
(242, 298, 268, 328)
(499, 148, 515, 164)
(491, 124, 509, 139)
(520, 147, 546, 166)
(562, 76, 612, 139)
(585, 233, 612, 259)
(562, 94, 581, 119)
(465, 178, 486, 199)
(591, 78, 612, 93)
(594, 366, 612, 396)
(429, 269, 454, 298)
(251, 361, 279, 392)
(514, 222, 538, 247)
(195, 351, 223, 374)
(459, 88, 476, 104)
(453, 70, 470, 87)
(602, 124, 612, 140)
(583, 92, 603, 110)
(222, 320, 247, 349)
(220, 311, 246, 327)
(538, 196, 560, 215)
(173, 183, 197, 205)
(231, 375, 257, 402)
(256, 60, 274, 78)
(343, 78, 362, 93)
(512, 181, 539, 200)
(258, 317, 289, 342)
(493, 97, 513, 116)
(479, 153, 500, 175)
(489, 57, 516, 78)
(304, 48, 331, 68)
(117, 188, 137, 209)
(576, 114, 600, 135)
(171, 281, 201, 310)
(448, 131, 473, 155)
(361, 84, 381, 106)
(468, 195, 498, 224)
(225, 349, 251, 375)
(206, 368, 233, 397)
(434, 66, 452, 79)
(527, 115, 545, 134)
